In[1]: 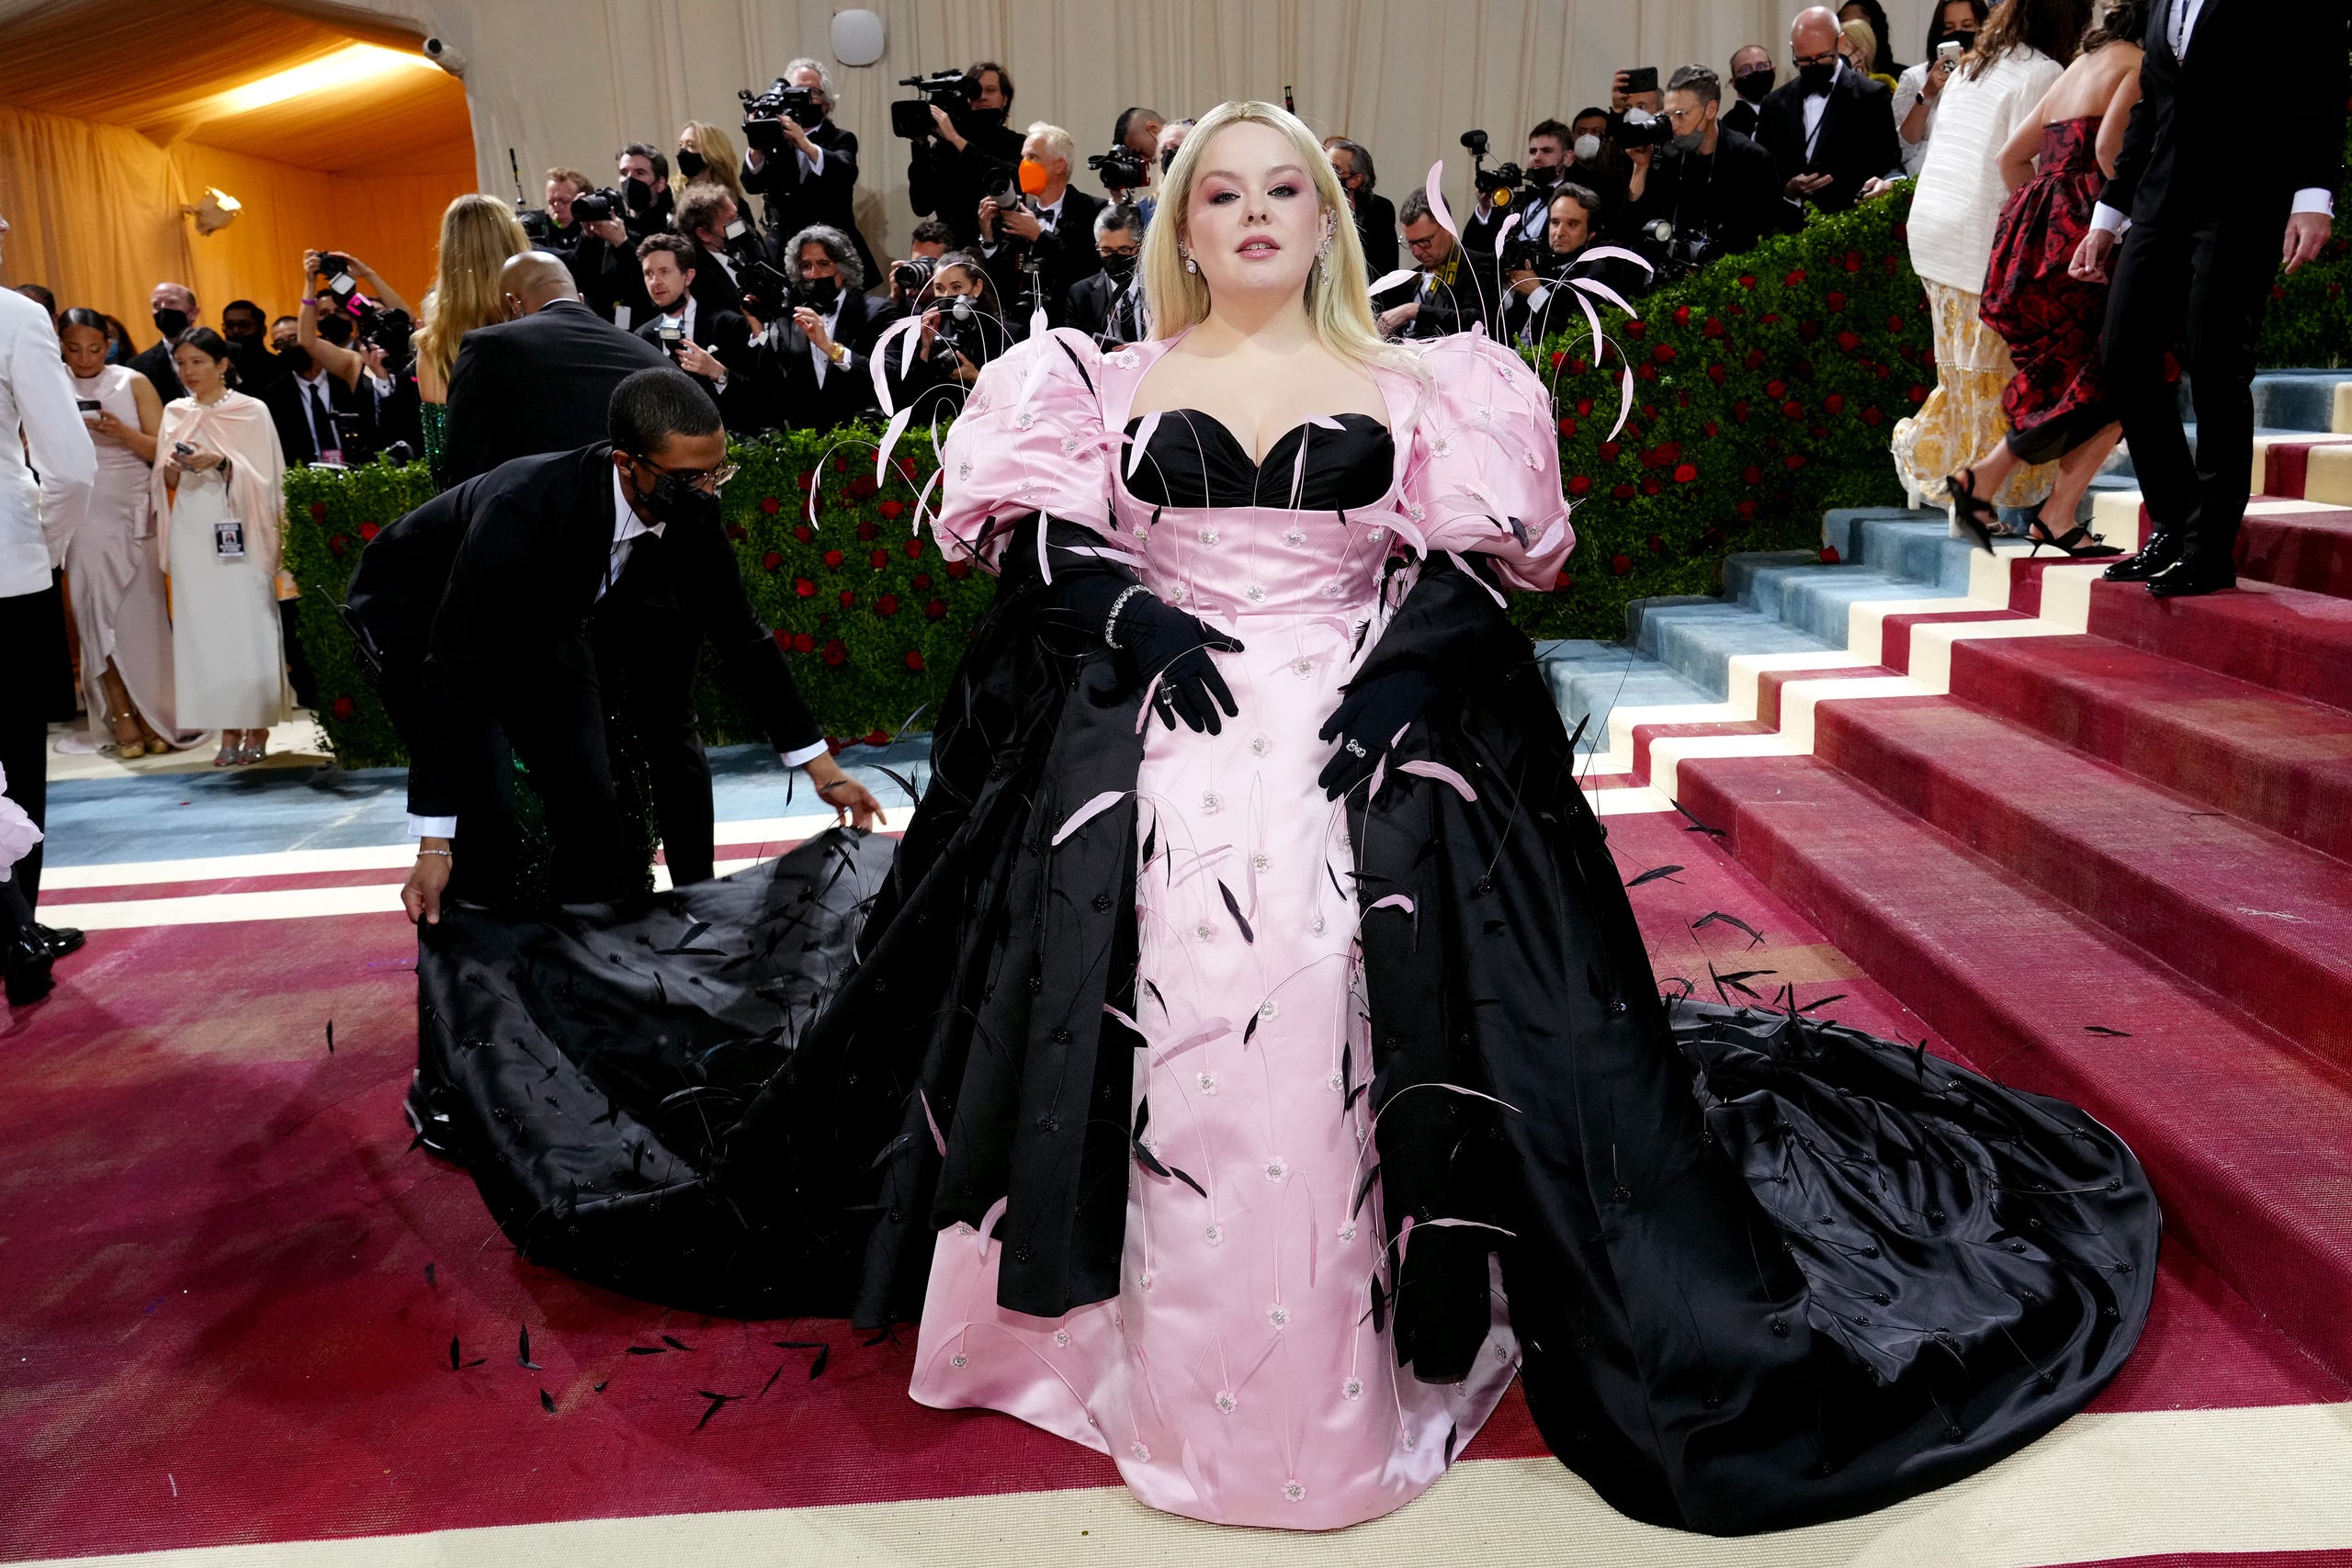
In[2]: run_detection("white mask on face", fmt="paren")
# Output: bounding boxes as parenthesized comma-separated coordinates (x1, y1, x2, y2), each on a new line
(1573, 133, 1603, 163)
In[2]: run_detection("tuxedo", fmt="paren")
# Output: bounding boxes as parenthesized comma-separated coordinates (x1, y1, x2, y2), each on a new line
(128, 339, 183, 405)
(1755, 61, 1903, 214)
(2098, 0, 2349, 580)
(980, 186, 1106, 330)
(441, 299, 669, 486)
(262, 366, 374, 467)
(635, 298, 762, 427)
(1065, 267, 1147, 349)
(683, 243, 746, 323)
(348, 445, 823, 903)
(1351, 190, 1400, 277)
(1722, 98, 1763, 140)
(756, 287, 896, 433)
(741, 121, 882, 285)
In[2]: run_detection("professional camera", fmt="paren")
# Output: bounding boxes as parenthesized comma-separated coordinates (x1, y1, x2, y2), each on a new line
(891, 69, 981, 141)
(516, 208, 556, 243)
(890, 254, 937, 296)
(361, 304, 415, 375)
(1087, 145, 1148, 193)
(719, 215, 796, 321)
(1640, 216, 1715, 280)
(316, 251, 360, 300)
(740, 78, 825, 152)
(569, 186, 628, 225)
(1615, 108, 1678, 149)
(1459, 130, 1528, 209)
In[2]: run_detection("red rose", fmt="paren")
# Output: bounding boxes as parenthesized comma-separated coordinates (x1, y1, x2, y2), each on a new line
(1784, 453, 1807, 470)
(1836, 331, 1861, 352)
(898, 457, 919, 479)
(855, 521, 878, 541)
(878, 500, 907, 520)
(1744, 349, 1767, 370)
(1843, 250, 1862, 273)
(871, 548, 888, 570)
(838, 589, 855, 607)
(1732, 400, 1752, 424)
(1555, 570, 1574, 589)
(1624, 319, 1645, 338)
(924, 597, 947, 620)
(1886, 313, 1905, 333)
(1647, 535, 1665, 553)
(762, 550, 783, 571)
(1672, 305, 1691, 326)
(1703, 316, 1724, 338)
(726, 524, 746, 541)
(1575, 398, 1593, 416)
(946, 558, 973, 579)
(795, 470, 816, 491)
(831, 457, 849, 474)
(1702, 422, 1720, 437)
(1782, 400, 1804, 420)
(1823, 393, 1846, 414)
(1611, 482, 1637, 500)
(1610, 553, 1633, 575)
(795, 577, 816, 597)
(1598, 441, 1621, 461)
(356, 522, 379, 541)
(912, 571, 933, 588)
(802, 491, 825, 516)
(848, 474, 879, 499)
(1783, 268, 1806, 287)
(1549, 349, 1568, 369)
(308, 501, 327, 522)
(876, 593, 899, 616)
(1673, 463, 1698, 483)
(1641, 477, 1661, 496)
(760, 495, 782, 515)
(792, 631, 815, 652)
(1760, 312, 1781, 325)
(1907, 383, 1929, 403)
(1558, 416, 1578, 437)
(821, 638, 847, 666)
(327, 534, 348, 556)
(1651, 344, 1676, 364)
(1706, 364, 1726, 384)
(1736, 499, 1758, 519)
(794, 525, 813, 542)
(1567, 357, 1589, 375)
(1567, 475, 1592, 496)
(1819, 545, 1842, 563)
(1742, 466, 1764, 484)
(1738, 275, 1758, 290)
(1634, 362, 1658, 382)
(1826, 291, 1848, 313)
(1765, 378, 1787, 398)
(904, 538, 923, 558)
(330, 696, 355, 720)
(903, 649, 925, 671)
(1797, 320, 1821, 343)
(1861, 407, 1884, 427)
(823, 548, 845, 569)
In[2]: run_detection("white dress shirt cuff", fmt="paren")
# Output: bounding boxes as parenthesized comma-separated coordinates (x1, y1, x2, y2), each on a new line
(800, 146, 826, 177)
(2090, 202, 2132, 234)
(409, 814, 458, 840)
(780, 739, 830, 768)
(2291, 187, 2335, 219)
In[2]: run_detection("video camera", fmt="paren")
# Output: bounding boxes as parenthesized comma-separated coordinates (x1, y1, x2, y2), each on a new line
(1459, 130, 1529, 210)
(1087, 145, 1148, 194)
(720, 214, 796, 321)
(740, 77, 825, 152)
(891, 69, 981, 141)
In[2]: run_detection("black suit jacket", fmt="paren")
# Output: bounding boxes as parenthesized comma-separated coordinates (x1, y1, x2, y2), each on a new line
(1352, 191, 1400, 277)
(742, 120, 882, 283)
(129, 340, 183, 404)
(1629, 129, 1796, 260)
(1065, 269, 1147, 347)
(441, 299, 670, 486)
(636, 304, 767, 430)
(2107, 0, 2348, 225)
(1722, 98, 1763, 140)
(354, 444, 820, 821)
(909, 121, 1027, 246)
(982, 186, 1106, 330)
(756, 288, 895, 433)
(1757, 64, 1903, 214)
(261, 368, 375, 467)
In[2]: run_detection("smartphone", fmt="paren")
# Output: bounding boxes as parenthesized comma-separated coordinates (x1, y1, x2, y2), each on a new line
(1621, 65, 1659, 96)
(76, 398, 101, 423)
(173, 441, 196, 456)
(1937, 39, 1964, 66)
(655, 323, 684, 359)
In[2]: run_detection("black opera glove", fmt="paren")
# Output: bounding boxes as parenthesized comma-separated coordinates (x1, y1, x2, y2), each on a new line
(1317, 668, 1442, 798)
(1046, 556, 1245, 734)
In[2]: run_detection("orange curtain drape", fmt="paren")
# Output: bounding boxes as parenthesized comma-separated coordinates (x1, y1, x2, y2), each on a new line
(0, 104, 468, 345)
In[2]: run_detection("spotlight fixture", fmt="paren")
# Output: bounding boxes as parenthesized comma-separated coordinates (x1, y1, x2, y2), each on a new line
(182, 188, 243, 236)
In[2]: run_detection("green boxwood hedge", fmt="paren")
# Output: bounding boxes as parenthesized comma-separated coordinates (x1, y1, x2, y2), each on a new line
(285, 174, 2346, 767)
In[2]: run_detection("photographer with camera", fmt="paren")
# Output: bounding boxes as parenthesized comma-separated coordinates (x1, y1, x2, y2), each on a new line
(673, 183, 753, 322)
(564, 145, 676, 326)
(977, 121, 1103, 332)
(904, 61, 1024, 247)
(530, 168, 594, 256)
(1379, 186, 1502, 341)
(884, 252, 1013, 423)
(282, 249, 416, 467)
(739, 59, 883, 287)
(1504, 182, 1654, 345)
(633, 233, 760, 429)
(1103, 107, 1166, 222)
(1065, 203, 1148, 349)
(747, 223, 890, 435)
(1625, 65, 1792, 280)
(1464, 119, 1577, 272)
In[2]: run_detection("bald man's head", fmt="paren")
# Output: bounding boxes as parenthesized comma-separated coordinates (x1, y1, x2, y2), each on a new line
(1792, 6, 1841, 55)
(501, 251, 578, 318)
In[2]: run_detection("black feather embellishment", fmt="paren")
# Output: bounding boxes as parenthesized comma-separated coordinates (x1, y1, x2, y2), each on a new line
(447, 1336, 459, 1371)
(1624, 864, 1684, 889)
(518, 1325, 541, 1370)
(873, 765, 922, 802)
(693, 1391, 733, 1430)
(1218, 880, 1254, 943)
(1353, 1163, 1381, 1219)
(1165, 1164, 1208, 1199)
(808, 1345, 831, 1378)
(1674, 800, 1729, 837)
(1443, 1422, 1461, 1464)
(862, 1328, 898, 1348)
(1692, 910, 1766, 947)
(540, 1389, 557, 1415)
(406, 1131, 427, 1153)
(1134, 1135, 1173, 1179)
(324, 1021, 334, 1054)
(1368, 1275, 1388, 1333)
(1566, 711, 1591, 753)
(1797, 993, 1849, 1014)
(1143, 977, 1166, 1014)
(593, 1381, 609, 1393)
(2083, 1024, 2133, 1038)
(760, 1364, 786, 1397)
(625, 1345, 668, 1355)
(660, 1334, 695, 1352)
(1243, 1011, 1260, 1044)
(424, 1263, 435, 1288)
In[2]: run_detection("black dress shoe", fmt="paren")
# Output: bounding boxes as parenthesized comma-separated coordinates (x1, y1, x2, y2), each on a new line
(35, 923, 85, 960)
(2145, 552, 2237, 598)
(4, 931, 53, 1006)
(2104, 529, 2184, 582)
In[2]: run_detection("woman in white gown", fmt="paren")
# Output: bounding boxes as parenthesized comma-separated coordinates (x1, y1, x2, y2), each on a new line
(55, 309, 183, 757)
(148, 328, 288, 766)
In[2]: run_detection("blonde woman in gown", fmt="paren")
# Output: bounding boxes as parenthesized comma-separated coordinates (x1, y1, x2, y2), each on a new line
(149, 329, 288, 766)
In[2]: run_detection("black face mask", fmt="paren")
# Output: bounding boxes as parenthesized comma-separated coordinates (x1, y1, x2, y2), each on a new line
(153, 307, 189, 340)
(316, 312, 355, 347)
(1799, 60, 1838, 92)
(1097, 252, 1137, 281)
(633, 462, 721, 530)
(1947, 28, 1977, 49)
(967, 106, 1007, 132)
(797, 276, 841, 310)
(1526, 163, 1562, 188)
(624, 175, 657, 215)
(1159, 145, 1179, 174)
(1734, 69, 1774, 102)
(674, 148, 707, 180)
(276, 343, 311, 373)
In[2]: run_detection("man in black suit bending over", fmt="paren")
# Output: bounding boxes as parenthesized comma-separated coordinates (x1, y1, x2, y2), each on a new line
(2074, 0, 2348, 597)
(440, 252, 669, 487)
(362, 368, 884, 925)
(1755, 6, 1904, 217)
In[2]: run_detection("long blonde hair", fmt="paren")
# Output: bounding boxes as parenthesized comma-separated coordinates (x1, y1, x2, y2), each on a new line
(681, 121, 753, 212)
(1141, 100, 1404, 378)
(414, 194, 531, 388)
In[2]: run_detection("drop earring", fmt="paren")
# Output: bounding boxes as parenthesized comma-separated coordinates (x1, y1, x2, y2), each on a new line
(1182, 246, 1199, 275)
(1316, 220, 1335, 288)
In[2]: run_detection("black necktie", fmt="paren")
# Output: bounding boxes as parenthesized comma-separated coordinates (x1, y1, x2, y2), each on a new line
(308, 379, 336, 456)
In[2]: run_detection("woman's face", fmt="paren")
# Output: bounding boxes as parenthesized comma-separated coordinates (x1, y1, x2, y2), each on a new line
(1939, 1, 1979, 38)
(1547, 197, 1591, 254)
(1181, 119, 1329, 309)
(933, 265, 981, 301)
(1838, 30, 1869, 67)
(173, 344, 227, 397)
(676, 125, 699, 154)
(61, 324, 107, 378)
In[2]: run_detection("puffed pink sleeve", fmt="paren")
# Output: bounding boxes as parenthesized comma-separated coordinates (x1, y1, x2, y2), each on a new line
(1399, 333, 1575, 592)
(931, 328, 1118, 570)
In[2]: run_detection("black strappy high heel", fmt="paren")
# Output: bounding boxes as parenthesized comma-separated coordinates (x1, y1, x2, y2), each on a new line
(2025, 510, 2124, 558)
(1946, 468, 1999, 554)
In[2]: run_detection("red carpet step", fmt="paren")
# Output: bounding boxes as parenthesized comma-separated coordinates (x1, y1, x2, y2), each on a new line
(2051, 575, 2352, 714)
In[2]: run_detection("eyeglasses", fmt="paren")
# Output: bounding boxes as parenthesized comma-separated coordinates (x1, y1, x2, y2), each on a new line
(633, 454, 739, 492)
(1792, 47, 1838, 66)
